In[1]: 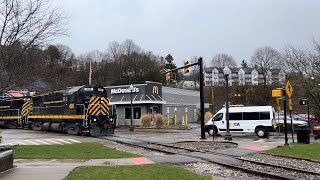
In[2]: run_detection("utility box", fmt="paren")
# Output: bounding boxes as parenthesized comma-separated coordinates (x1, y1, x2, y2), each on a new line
(296, 127, 310, 144)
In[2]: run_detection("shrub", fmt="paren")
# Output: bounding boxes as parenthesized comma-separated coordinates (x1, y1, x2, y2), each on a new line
(154, 114, 165, 128)
(140, 114, 152, 127)
(205, 112, 213, 122)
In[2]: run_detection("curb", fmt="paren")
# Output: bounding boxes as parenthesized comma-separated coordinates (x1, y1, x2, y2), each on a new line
(115, 128, 190, 133)
(0, 150, 14, 173)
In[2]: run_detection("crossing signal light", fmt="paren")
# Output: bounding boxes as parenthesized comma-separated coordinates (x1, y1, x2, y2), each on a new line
(183, 60, 189, 73)
(167, 69, 171, 81)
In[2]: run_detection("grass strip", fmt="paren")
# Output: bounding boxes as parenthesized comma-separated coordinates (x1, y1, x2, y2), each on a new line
(65, 164, 210, 180)
(265, 142, 320, 161)
(14, 142, 140, 159)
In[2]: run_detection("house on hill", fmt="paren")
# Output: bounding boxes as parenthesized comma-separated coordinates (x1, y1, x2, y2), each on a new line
(204, 67, 285, 86)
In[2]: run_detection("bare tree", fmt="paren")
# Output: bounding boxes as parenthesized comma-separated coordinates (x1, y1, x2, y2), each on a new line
(56, 44, 74, 62)
(189, 56, 200, 89)
(0, 0, 68, 92)
(241, 60, 248, 68)
(251, 46, 282, 86)
(284, 40, 320, 116)
(211, 53, 237, 68)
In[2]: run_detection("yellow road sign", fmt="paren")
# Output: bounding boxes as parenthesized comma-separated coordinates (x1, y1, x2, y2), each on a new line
(288, 98, 293, 111)
(276, 98, 280, 106)
(286, 80, 293, 98)
(272, 89, 282, 97)
(277, 106, 281, 111)
(276, 98, 281, 110)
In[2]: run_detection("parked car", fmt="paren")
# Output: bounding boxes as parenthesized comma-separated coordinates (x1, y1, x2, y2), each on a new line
(313, 126, 320, 139)
(297, 114, 317, 121)
(291, 114, 308, 121)
(275, 115, 308, 126)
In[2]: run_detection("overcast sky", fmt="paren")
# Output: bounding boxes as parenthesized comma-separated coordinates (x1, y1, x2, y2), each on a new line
(52, 0, 320, 66)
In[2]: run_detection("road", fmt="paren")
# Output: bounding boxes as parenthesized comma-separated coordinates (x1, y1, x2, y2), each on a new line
(0, 123, 306, 150)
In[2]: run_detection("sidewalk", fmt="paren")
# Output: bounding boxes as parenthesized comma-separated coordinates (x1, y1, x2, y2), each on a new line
(0, 157, 155, 180)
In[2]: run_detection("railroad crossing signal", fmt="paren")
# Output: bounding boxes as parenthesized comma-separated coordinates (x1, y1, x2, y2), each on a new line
(183, 60, 189, 73)
(285, 80, 293, 98)
(166, 69, 171, 81)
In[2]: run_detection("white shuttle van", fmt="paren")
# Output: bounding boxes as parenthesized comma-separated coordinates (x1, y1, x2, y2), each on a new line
(205, 106, 276, 138)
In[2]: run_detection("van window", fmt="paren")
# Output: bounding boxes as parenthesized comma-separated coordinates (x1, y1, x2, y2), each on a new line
(229, 113, 242, 120)
(243, 112, 259, 120)
(260, 112, 270, 120)
(213, 113, 223, 121)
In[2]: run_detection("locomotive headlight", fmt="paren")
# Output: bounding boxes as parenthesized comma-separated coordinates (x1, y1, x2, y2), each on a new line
(110, 118, 113, 122)
(93, 118, 97, 122)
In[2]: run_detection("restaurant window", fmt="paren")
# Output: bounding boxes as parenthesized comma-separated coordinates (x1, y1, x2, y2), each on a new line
(125, 107, 141, 119)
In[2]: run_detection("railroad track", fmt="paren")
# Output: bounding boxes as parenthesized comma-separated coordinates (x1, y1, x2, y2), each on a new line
(102, 135, 320, 180)
(238, 157, 320, 177)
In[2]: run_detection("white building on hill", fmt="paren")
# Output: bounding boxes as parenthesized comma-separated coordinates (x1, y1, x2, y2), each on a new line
(204, 67, 285, 86)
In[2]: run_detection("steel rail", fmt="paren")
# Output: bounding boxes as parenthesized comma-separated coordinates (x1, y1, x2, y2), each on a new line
(101, 135, 318, 180)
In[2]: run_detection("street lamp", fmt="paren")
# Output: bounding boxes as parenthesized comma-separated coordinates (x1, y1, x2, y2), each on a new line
(129, 84, 134, 131)
(234, 94, 241, 104)
(223, 66, 232, 140)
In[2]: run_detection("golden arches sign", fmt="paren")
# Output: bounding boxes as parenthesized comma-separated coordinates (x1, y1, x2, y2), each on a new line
(153, 86, 159, 94)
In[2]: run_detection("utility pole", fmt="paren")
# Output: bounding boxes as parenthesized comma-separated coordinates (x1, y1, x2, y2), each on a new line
(283, 88, 289, 146)
(199, 57, 205, 139)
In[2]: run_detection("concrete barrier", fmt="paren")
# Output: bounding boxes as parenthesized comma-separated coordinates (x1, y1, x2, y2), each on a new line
(0, 150, 14, 173)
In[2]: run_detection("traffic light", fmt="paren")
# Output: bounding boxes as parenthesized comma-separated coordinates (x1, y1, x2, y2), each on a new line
(167, 69, 171, 81)
(183, 60, 189, 73)
(300, 99, 308, 106)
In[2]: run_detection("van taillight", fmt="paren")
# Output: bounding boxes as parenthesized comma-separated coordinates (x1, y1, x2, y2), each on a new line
(272, 118, 276, 126)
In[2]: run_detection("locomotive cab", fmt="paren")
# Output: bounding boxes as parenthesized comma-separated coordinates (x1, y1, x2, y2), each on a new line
(71, 85, 113, 136)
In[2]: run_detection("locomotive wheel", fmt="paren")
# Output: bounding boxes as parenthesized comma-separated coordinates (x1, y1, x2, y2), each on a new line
(67, 124, 81, 135)
(89, 125, 102, 137)
(8, 121, 18, 129)
(32, 122, 43, 131)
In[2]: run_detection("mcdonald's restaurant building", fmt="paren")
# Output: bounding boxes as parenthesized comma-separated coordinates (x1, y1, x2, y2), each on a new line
(104, 81, 200, 126)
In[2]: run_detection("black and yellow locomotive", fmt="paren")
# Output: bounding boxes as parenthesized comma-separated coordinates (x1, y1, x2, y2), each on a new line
(0, 85, 116, 136)
(0, 98, 25, 128)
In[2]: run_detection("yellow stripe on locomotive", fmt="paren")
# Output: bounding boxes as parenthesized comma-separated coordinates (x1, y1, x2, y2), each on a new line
(89, 96, 110, 116)
(22, 101, 33, 116)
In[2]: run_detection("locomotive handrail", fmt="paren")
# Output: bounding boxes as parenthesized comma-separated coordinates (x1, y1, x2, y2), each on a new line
(32, 105, 65, 109)
(76, 104, 87, 128)
(32, 105, 65, 115)
(0, 108, 20, 116)
(0, 109, 20, 122)
(0, 108, 20, 112)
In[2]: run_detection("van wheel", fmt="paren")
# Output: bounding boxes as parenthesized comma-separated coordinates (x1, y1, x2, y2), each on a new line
(256, 127, 266, 138)
(208, 126, 217, 136)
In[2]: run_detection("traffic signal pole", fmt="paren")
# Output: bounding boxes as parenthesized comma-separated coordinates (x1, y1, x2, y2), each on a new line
(164, 57, 206, 139)
(199, 57, 205, 139)
(283, 88, 289, 146)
